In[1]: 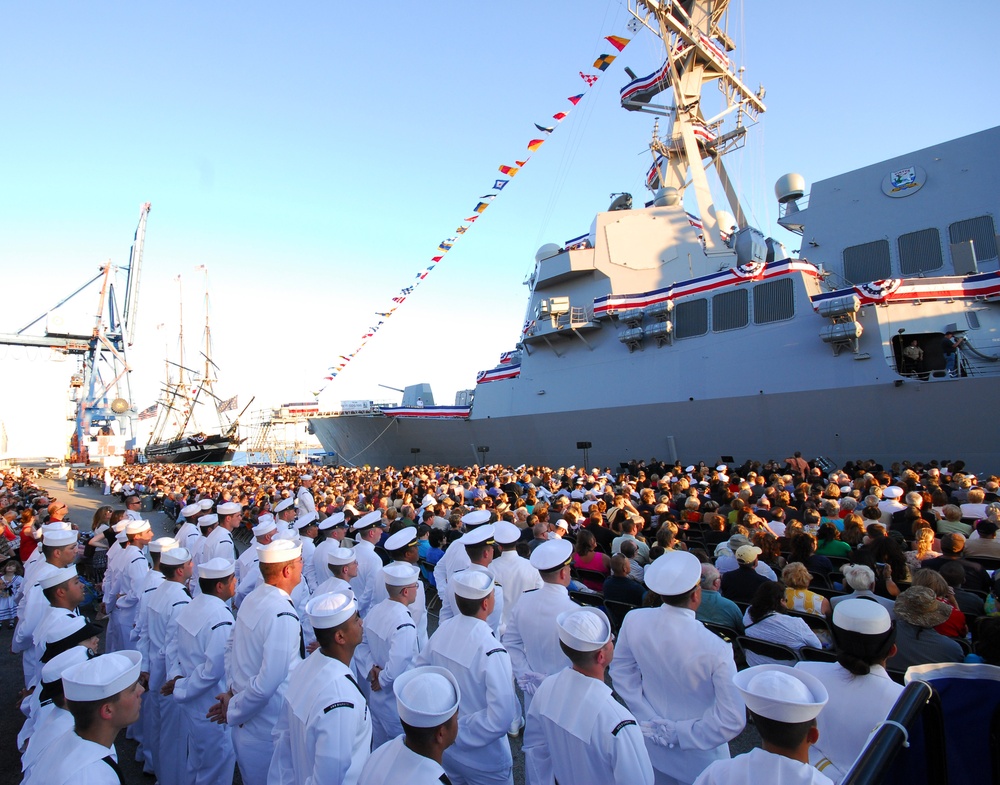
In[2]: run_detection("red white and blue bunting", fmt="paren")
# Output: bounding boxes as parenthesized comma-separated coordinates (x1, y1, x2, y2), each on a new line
(811, 270, 1000, 308)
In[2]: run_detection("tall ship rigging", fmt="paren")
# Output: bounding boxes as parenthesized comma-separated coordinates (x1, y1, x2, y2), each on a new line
(310, 0, 1000, 469)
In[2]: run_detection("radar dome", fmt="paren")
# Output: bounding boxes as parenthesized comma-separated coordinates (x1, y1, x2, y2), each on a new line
(714, 209, 737, 233)
(535, 243, 562, 263)
(775, 173, 805, 204)
(654, 187, 681, 207)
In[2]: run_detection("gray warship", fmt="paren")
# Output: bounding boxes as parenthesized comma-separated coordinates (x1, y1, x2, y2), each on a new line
(311, 0, 1000, 469)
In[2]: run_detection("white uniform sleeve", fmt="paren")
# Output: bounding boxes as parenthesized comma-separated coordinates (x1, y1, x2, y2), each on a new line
(311, 703, 365, 785)
(227, 613, 301, 726)
(607, 618, 658, 721)
(377, 619, 418, 691)
(671, 649, 745, 750)
(173, 618, 234, 703)
(522, 695, 554, 785)
(457, 646, 519, 748)
(611, 717, 655, 785)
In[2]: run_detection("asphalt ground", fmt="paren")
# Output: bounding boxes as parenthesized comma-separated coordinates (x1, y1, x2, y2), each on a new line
(1, 474, 759, 785)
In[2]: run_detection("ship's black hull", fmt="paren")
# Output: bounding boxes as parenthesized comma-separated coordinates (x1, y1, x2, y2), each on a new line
(144, 433, 236, 464)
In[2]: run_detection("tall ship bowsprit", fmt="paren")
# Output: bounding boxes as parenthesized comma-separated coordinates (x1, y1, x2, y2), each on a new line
(144, 268, 244, 464)
(310, 0, 1000, 469)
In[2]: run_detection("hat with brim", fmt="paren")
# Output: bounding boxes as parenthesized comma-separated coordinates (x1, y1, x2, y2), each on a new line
(295, 512, 319, 530)
(200, 558, 235, 580)
(328, 547, 356, 566)
(160, 548, 192, 566)
(180, 504, 201, 519)
(894, 585, 954, 628)
(198, 499, 215, 511)
(258, 540, 302, 564)
(307, 590, 357, 629)
(460, 524, 495, 549)
(274, 497, 295, 514)
(461, 510, 492, 528)
(557, 607, 612, 652)
(63, 650, 142, 702)
(385, 527, 418, 552)
(736, 545, 763, 565)
(319, 512, 345, 531)
(43, 527, 77, 547)
(644, 550, 702, 596)
(352, 510, 384, 533)
(149, 537, 178, 554)
(39, 566, 79, 590)
(39, 646, 91, 701)
(529, 539, 573, 572)
(198, 514, 219, 528)
(394, 666, 460, 728)
(733, 664, 828, 723)
(882, 486, 904, 499)
(253, 517, 278, 538)
(493, 520, 521, 546)
(383, 562, 420, 587)
(452, 569, 495, 600)
(125, 520, 151, 536)
(728, 534, 751, 552)
(217, 502, 242, 516)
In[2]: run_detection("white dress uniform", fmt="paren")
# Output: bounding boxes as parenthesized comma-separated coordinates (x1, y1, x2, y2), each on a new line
(175, 521, 201, 551)
(296, 486, 316, 518)
(203, 525, 236, 563)
(171, 593, 237, 785)
(25, 605, 78, 689)
(300, 536, 318, 593)
(358, 735, 450, 785)
(414, 614, 519, 785)
(234, 561, 263, 609)
(129, 567, 163, 773)
(226, 583, 304, 785)
(441, 565, 504, 634)
(313, 538, 341, 584)
(115, 544, 150, 649)
(524, 667, 654, 785)
(693, 748, 834, 785)
(236, 542, 260, 587)
(370, 560, 428, 647)
(267, 651, 372, 785)
(102, 540, 125, 651)
(795, 662, 903, 784)
(143, 580, 191, 785)
(431, 541, 470, 604)
(21, 704, 73, 779)
(13, 575, 58, 687)
(188, 530, 211, 593)
(23, 728, 120, 785)
(489, 550, 543, 630)
(349, 540, 384, 618)
(502, 583, 577, 708)
(353, 599, 419, 747)
(609, 605, 746, 785)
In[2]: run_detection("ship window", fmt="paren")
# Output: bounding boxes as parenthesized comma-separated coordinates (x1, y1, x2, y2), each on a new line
(753, 278, 795, 324)
(967, 311, 981, 330)
(898, 228, 943, 274)
(712, 289, 749, 332)
(674, 298, 708, 339)
(949, 215, 998, 262)
(843, 239, 891, 283)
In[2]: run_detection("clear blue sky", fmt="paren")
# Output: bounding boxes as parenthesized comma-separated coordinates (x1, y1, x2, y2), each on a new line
(2, 1, 998, 456)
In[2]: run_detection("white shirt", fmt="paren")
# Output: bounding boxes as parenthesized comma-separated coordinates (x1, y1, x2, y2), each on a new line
(432, 541, 471, 603)
(142, 580, 191, 683)
(349, 540, 384, 618)
(300, 537, 318, 593)
(312, 537, 342, 584)
(268, 651, 371, 785)
(741, 611, 821, 665)
(171, 593, 236, 713)
(609, 604, 746, 783)
(502, 583, 576, 697)
(370, 560, 428, 647)
(296, 487, 316, 518)
(23, 729, 119, 785)
(202, 525, 236, 563)
(524, 667, 654, 785)
(21, 703, 73, 778)
(175, 521, 201, 551)
(116, 544, 150, 613)
(694, 747, 833, 785)
(489, 549, 543, 630)
(358, 735, 448, 785)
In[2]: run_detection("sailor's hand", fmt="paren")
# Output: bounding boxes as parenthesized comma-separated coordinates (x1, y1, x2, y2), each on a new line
(207, 691, 232, 724)
(139, 671, 150, 690)
(160, 677, 178, 696)
(369, 666, 382, 692)
(306, 641, 319, 654)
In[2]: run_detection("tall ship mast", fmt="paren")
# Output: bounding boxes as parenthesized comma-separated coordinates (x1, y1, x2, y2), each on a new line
(309, 0, 1000, 468)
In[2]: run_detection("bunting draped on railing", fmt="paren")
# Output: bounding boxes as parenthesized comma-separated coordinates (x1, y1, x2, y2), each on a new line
(313, 32, 634, 396)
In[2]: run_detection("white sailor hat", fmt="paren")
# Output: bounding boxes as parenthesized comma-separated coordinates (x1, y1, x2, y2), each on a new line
(832, 598, 892, 635)
(112, 521, 129, 534)
(149, 537, 178, 554)
(199, 513, 219, 528)
(217, 502, 242, 516)
(420, 493, 437, 509)
(352, 510, 384, 532)
(733, 664, 829, 723)
(461, 510, 492, 528)
(493, 520, 521, 546)
(644, 550, 702, 596)
(716, 464, 728, 472)
(295, 511, 319, 529)
(319, 511, 345, 531)
(180, 503, 201, 518)
(460, 524, 495, 548)
(198, 499, 215, 511)
(200, 557, 236, 580)
(306, 590, 357, 629)
(327, 547, 357, 567)
(41, 645, 90, 685)
(63, 650, 142, 702)
(160, 547, 191, 566)
(115, 530, 129, 544)
(555, 519, 569, 531)
(882, 486, 904, 499)
(385, 526, 419, 552)
(42, 526, 77, 547)
(557, 607, 612, 652)
(39, 566, 79, 590)
(840, 485, 853, 494)
(125, 520, 151, 535)
(452, 570, 495, 600)
(274, 498, 296, 514)
(529, 539, 573, 572)
(257, 539, 302, 564)
(685, 465, 696, 473)
(253, 517, 278, 537)
(300, 474, 313, 481)
(394, 665, 461, 728)
(383, 562, 420, 587)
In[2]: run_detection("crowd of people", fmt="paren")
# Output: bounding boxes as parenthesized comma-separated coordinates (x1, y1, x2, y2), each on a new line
(4, 452, 1000, 784)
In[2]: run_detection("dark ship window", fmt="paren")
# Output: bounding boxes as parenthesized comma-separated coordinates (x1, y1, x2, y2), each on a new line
(843, 239, 891, 284)
(898, 228, 943, 275)
(949, 215, 998, 262)
(752, 278, 795, 324)
(712, 289, 749, 332)
(674, 298, 708, 339)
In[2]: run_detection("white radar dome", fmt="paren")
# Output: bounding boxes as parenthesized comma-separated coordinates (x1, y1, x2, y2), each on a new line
(775, 173, 805, 204)
(535, 243, 563, 263)
(713, 209, 737, 233)
(654, 187, 681, 207)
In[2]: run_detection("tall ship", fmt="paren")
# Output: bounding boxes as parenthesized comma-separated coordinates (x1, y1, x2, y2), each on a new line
(310, 0, 1000, 469)
(145, 270, 242, 464)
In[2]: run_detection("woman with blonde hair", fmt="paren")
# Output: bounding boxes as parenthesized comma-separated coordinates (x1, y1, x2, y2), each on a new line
(905, 525, 941, 573)
(782, 561, 832, 618)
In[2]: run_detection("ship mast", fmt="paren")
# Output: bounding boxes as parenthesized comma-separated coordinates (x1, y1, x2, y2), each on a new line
(629, 0, 766, 253)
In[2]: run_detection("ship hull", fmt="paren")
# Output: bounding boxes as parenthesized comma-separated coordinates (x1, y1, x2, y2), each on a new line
(311, 375, 999, 469)
(144, 434, 237, 464)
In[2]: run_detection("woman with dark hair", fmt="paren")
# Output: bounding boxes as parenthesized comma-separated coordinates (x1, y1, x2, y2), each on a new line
(796, 599, 902, 784)
(571, 529, 610, 591)
(742, 581, 820, 665)
(840, 514, 866, 549)
(751, 531, 784, 574)
(816, 522, 852, 559)
(858, 531, 909, 598)
(788, 532, 833, 575)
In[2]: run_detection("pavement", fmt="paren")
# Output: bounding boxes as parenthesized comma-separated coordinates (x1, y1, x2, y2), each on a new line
(0, 474, 759, 785)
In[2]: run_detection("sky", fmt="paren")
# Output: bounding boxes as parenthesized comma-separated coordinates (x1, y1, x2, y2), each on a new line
(2, 1, 999, 457)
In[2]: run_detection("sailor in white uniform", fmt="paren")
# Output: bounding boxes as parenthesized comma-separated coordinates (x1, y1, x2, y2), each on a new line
(358, 665, 461, 785)
(234, 516, 277, 608)
(503, 539, 578, 710)
(24, 650, 144, 785)
(204, 501, 241, 562)
(174, 503, 203, 550)
(414, 569, 519, 785)
(609, 550, 746, 785)
(168, 557, 238, 785)
(115, 520, 153, 650)
(24, 565, 83, 691)
(99, 523, 128, 652)
(349, 511, 387, 617)
(354, 562, 421, 747)
(693, 665, 832, 785)
(295, 511, 320, 593)
(268, 589, 371, 785)
(313, 512, 347, 583)
(489, 520, 543, 631)
(189, 513, 219, 595)
(210, 539, 304, 785)
(370, 526, 428, 647)
(296, 474, 316, 520)
(274, 497, 298, 534)
(432, 510, 489, 602)
(313, 546, 358, 597)
(524, 607, 654, 785)
(441, 524, 504, 634)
